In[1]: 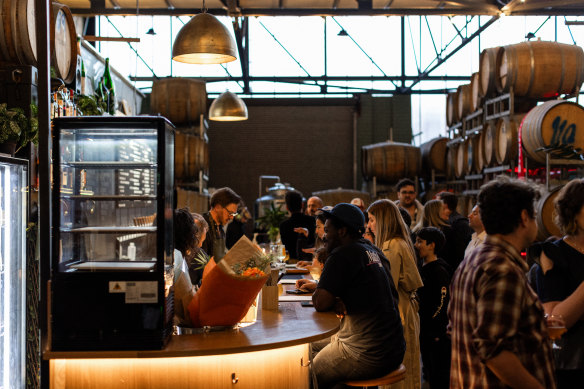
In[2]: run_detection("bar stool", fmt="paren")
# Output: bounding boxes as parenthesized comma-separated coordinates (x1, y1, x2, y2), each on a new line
(343, 364, 406, 388)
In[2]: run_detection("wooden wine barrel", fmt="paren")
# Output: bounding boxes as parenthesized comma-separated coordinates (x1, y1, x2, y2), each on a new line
(495, 114, 525, 165)
(187, 135, 206, 177)
(51, 2, 77, 84)
(421, 137, 448, 174)
(457, 195, 475, 218)
(455, 139, 469, 178)
(202, 139, 209, 176)
(0, 0, 37, 66)
(446, 92, 458, 126)
(478, 127, 487, 169)
(467, 136, 484, 173)
(361, 141, 421, 184)
(479, 46, 500, 97)
(193, 191, 210, 214)
(446, 143, 458, 180)
(521, 100, 584, 165)
(470, 72, 482, 112)
(174, 131, 187, 180)
(312, 189, 371, 208)
(482, 121, 497, 167)
(456, 84, 472, 120)
(496, 41, 584, 98)
(150, 78, 207, 125)
(536, 186, 563, 241)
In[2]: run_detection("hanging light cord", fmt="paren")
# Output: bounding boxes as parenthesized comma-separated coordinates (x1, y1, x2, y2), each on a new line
(202, 0, 207, 13)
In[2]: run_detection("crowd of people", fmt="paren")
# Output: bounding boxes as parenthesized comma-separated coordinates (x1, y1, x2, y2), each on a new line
(172, 176, 584, 389)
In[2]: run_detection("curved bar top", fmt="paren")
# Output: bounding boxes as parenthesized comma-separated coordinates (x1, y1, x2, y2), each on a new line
(44, 302, 340, 360)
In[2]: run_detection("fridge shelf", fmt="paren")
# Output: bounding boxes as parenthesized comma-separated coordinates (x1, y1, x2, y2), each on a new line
(62, 161, 157, 169)
(60, 226, 156, 233)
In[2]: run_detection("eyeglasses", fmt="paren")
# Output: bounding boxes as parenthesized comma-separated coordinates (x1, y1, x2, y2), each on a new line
(400, 191, 415, 195)
(224, 206, 238, 217)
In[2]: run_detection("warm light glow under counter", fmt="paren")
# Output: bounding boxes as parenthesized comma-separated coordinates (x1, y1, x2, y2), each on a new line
(45, 302, 340, 389)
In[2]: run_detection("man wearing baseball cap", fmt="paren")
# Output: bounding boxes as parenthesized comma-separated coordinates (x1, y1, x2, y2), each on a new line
(311, 203, 406, 389)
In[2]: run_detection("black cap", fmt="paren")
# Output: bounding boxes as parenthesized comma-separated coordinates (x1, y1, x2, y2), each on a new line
(319, 203, 365, 234)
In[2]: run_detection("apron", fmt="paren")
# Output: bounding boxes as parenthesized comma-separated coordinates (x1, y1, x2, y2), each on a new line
(208, 216, 227, 261)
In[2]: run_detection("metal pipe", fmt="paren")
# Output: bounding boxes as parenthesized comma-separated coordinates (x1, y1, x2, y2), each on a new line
(353, 110, 358, 190)
(36, 0, 51, 387)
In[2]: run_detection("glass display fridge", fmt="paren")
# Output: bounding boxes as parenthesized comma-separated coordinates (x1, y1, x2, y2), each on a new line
(0, 156, 28, 389)
(50, 116, 174, 351)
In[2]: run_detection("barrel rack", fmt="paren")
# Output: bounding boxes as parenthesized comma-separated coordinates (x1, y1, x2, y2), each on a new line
(175, 113, 210, 214)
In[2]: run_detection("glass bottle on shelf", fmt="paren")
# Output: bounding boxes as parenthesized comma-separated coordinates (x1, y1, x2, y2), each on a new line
(103, 58, 116, 115)
(80, 60, 86, 95)
(51, 92, 59, 119)
(67, 90, 75, 117)
(57, 88, 66, 117)
(71, 90, 77, 117)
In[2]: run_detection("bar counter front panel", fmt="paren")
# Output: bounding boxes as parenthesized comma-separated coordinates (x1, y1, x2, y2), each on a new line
(45, 301, 340, 389)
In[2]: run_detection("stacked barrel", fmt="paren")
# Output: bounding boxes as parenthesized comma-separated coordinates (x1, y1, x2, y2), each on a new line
(445, 40, 584, 239)
(361, 140, 422, 194)
(150, 78, 210, 213)
(445, 40, 584, 179)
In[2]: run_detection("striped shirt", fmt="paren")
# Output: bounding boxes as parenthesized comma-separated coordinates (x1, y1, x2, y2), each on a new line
(448, 235, 556, 389)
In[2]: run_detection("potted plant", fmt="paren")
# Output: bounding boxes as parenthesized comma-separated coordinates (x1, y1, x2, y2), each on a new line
(0, 103, 38, 156)
(256, 203, 287, 243)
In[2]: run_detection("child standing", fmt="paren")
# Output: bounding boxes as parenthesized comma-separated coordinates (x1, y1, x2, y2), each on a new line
(414, 227, 452, 389)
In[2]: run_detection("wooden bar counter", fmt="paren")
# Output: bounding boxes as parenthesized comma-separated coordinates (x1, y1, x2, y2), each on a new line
(44, 301, 339, 389)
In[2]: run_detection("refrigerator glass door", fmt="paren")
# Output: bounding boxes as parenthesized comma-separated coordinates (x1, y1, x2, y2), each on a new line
(0, 157, 27, 389)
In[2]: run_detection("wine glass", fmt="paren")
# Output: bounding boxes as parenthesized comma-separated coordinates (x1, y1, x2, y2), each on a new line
(270, 244, 286, 270)
(546, 313, 567, 350)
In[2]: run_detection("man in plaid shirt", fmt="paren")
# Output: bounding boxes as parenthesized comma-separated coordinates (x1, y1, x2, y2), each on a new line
(449, 176, 556, 389)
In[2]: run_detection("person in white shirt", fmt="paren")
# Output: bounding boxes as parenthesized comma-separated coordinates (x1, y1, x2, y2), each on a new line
(464, 205, 486, 257)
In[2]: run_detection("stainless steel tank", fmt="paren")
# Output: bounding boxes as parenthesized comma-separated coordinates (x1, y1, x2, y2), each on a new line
(255, 178, 296, 219)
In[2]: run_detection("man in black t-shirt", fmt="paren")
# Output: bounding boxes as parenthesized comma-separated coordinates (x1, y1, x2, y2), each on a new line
(312, 203, 405, 389)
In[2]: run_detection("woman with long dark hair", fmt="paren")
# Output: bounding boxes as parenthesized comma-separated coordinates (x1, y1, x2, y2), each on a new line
(537, 180, 584, 388)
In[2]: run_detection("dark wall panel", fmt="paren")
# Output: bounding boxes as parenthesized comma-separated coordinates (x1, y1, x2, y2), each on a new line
(208, 101, 355, 210)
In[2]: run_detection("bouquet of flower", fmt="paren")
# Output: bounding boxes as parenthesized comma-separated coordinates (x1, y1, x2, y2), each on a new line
(188, 236, 273, 327)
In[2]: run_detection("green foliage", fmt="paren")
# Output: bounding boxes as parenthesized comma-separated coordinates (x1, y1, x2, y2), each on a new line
(191, 249, 210, 271)
(77, 95, 106, 116)
(231, 252, 274, 276)
(256, 203, 287, 242)
(0, 103, 38, 151)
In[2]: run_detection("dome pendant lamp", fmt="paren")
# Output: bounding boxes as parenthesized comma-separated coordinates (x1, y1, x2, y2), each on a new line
(172, 2, 237, 64)
(209, 91, 248, 121)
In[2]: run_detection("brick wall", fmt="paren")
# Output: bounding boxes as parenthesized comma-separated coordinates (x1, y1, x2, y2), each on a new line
(207, 96, 412, 210)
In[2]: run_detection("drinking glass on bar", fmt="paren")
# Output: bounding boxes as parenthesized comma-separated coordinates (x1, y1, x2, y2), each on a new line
(546, 313, 567, 350)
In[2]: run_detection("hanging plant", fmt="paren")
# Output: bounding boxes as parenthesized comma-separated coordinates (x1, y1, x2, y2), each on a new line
(0, 103, 38, 153)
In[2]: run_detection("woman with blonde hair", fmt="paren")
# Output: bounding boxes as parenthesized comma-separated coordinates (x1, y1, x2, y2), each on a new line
(367, 199, 423, 389)
(414, 199, 459, 271)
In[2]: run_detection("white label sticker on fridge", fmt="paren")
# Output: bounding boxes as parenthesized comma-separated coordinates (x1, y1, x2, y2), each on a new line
(125, 281, 158, 304)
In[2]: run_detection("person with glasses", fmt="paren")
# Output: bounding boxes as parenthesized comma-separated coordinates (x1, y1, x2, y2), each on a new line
(202, 187, 242, 262)
(395, 178, 424, 229)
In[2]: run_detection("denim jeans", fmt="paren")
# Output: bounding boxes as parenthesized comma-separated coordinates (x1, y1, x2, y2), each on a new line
(312, 336, 394, 389)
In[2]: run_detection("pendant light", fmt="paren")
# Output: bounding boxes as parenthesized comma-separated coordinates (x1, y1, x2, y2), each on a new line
(209, 91, 248, 121)
(172, 1, 237, 64)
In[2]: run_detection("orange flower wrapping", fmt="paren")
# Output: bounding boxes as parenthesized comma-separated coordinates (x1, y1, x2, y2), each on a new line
(242, 267, 266, 277)
(188, 237, 270, 327)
